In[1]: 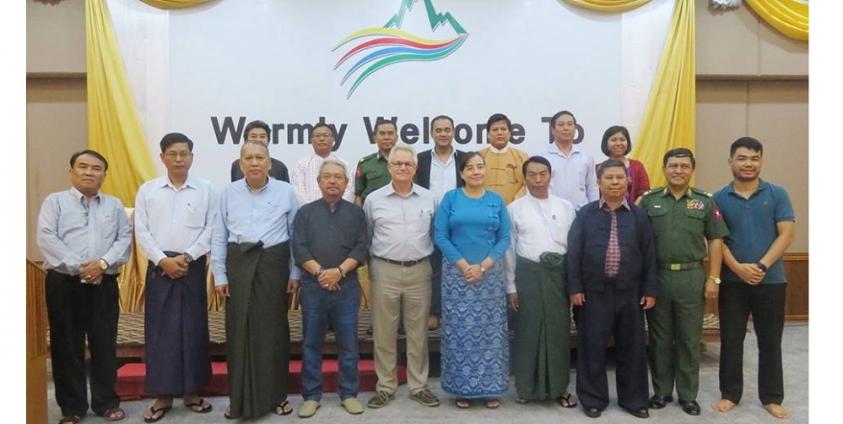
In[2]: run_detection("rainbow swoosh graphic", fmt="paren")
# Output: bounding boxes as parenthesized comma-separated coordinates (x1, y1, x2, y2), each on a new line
(333, 0, 468, 99)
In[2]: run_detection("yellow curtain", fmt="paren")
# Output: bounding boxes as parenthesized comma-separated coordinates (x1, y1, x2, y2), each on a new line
(746, 0, 808, 41)
(629, 0, 695, 188)
(86, 0, 157, 207)
(140, 0, 215, 9)
(563, 0, 651, 13)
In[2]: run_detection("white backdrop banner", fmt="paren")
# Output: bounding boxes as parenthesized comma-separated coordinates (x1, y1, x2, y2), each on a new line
(108, 0, 673, 189)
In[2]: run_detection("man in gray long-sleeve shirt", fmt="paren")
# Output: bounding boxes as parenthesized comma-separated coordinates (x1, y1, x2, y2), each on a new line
(36, 149, 132, 423)
(292, 159, 370, 418)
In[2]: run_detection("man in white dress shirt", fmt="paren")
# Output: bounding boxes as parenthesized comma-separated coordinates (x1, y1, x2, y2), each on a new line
(292, 123, 354, 205)
(504, 155, 578, 408)
(538, 110, 598, 210)
(134, 133, 216, 421)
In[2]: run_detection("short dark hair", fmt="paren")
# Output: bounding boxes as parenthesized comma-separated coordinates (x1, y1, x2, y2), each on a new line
(486, 113, 512, 133)
(662, 147, 696, 168)
(597, 158, 627, 179)
(69, 149, 108, 171)
(600, 125, 631, 157)
(730, 136, 764, 157)
(431, 115, 454, 130)
(159, 132, 194, 153)
(550, 110, 577, 128)
(310, 122, 334, 139)
(458, 151, 484, 173)
(374, 118, 397, 133)
(522, 155, 552, 177)
(244, 120, 271, 141)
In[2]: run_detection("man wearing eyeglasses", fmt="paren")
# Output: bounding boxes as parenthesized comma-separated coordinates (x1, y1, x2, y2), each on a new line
(362, 143, 440, 409)
(292, 123, 354, 206)
(37, 149, 132, 424)
(134, 133, 216, 421)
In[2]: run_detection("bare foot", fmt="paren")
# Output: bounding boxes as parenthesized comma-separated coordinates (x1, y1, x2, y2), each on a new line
(712, 399, 736, 412)
(427, 316, 440, 330)
(764, 403, 791, 419)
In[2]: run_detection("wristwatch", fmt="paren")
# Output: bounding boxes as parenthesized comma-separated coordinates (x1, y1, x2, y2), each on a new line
(337, 266, 347, 278)
(184, 253, 194, 264)
(755, 261, 769, 272)
(708, 275, 721, 285)
(98, 258, 109, 270)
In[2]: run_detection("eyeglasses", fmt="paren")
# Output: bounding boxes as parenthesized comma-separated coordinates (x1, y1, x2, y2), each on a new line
(164, 151, 193, 160)
(389, 161, 416, 169)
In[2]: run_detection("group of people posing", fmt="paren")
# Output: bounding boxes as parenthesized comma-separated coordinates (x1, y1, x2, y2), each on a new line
(37, 110, 795, 424)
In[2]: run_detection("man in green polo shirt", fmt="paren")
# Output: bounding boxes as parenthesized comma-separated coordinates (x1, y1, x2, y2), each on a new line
(639, 148, 729, 416)
(355, 119, 397, 206)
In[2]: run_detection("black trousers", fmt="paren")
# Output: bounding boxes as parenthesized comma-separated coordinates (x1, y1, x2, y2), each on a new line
(718, 281, 787, 405)
(576, 285, 649, 411)
(45, 270, 120, 417)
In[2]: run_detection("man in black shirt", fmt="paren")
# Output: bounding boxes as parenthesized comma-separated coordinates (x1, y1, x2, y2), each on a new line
(292, 159, 370, 418)
(230, 120, 290, 182)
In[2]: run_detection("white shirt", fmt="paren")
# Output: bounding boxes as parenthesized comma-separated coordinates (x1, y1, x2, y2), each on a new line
(538, 143, 599, 210)
(134, 176, 215, 266)
(503, 192, 576, 293)
(428, 150, 457, 201)
(292, 152, 355, 205)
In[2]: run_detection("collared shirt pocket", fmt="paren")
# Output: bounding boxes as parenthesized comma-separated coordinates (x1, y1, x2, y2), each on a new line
(184, 202, 206, 229)
(99, 211, 118, 241)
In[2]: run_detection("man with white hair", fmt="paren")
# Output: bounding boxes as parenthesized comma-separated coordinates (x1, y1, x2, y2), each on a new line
(363, 143, 440, 409)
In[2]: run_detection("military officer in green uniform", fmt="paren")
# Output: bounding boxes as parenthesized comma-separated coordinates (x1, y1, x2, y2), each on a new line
(355, 119, 397, 206)
(639, 148, 729, 416)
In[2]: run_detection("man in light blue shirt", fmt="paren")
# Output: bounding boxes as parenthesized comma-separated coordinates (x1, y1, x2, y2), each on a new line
(36, 149, 131, 423)
(538, 110, 598, 209)
(211, 140, 300, 419)
(134, 133, 215, 421)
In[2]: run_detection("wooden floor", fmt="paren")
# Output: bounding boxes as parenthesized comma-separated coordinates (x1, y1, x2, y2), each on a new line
(114, 309, 721, 360)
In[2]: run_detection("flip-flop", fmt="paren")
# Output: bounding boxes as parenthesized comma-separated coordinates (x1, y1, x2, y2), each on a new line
(58, 416, 80, 424)
(103, 407, 126, 422)
(558, 393, 578, 408)
(143, 405, 171, 423)
(485, 399, 501, 409)
(275, 400, 294, 416)
(185, 398, 213, 413)
(456, 399, 470, 409)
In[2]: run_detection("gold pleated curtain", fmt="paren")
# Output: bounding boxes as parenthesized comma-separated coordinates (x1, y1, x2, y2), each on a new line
(746, 0, 808, 41)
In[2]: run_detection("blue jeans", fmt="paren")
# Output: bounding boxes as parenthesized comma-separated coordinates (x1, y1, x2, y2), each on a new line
(300, 274, 360, 401)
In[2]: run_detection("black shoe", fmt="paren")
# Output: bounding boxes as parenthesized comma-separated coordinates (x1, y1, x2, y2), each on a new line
(678, 399, 701, 416)
(649, 394, 673, 409)
(583, 407, 602, 418)
(623, 407, 650, 419)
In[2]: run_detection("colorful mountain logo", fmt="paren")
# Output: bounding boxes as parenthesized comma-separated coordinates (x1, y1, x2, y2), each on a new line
(333, 0, 468, 99)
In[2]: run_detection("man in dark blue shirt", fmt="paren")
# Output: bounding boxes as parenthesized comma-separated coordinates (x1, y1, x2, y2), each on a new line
(292, 159, 370, 418)
(712, 137, 795, 420)
(567, 159, 658, 419)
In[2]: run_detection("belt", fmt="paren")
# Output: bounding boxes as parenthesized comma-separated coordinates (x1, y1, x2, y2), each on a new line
(373, 256, 427, 267)
(658, 261, 702, 271)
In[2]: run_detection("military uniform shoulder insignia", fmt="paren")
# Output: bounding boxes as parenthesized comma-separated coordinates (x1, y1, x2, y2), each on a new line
(642, 187, 663, 197)
(691, 187, 713, 197)
(359, 153, 376, 163)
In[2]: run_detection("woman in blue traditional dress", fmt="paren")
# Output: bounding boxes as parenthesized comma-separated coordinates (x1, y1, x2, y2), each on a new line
(434, 152, 512, 409)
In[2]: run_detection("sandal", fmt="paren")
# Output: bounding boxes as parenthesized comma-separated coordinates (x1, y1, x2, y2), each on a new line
(515, 397, 529, 404)
(485, 398, 501, 409)
(558, 393, 578, 408)
(224, 407, 237, 420)
(275, 400, 294, 416)
(103, 407, 126, 422)
(58, 416, 80, 424)
(455, 399, 470, 409)
(143, 405, 170, 423)
(185, 398, 213, 413)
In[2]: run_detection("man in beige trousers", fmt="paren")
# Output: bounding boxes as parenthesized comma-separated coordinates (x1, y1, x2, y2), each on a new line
(362, 143, 440, 409)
